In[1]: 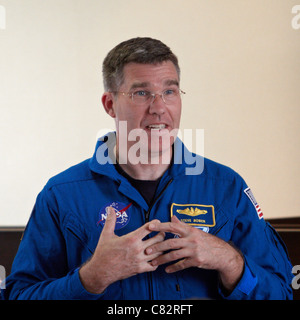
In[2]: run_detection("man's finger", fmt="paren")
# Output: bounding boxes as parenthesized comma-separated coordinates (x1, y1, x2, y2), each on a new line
(131, 219, 161, 240)
(145, 237, 185, 255)
(101, 206, 117, 235)
(165, 258, 194, 273)
(150, 248, 192, 267)
(143, 231, 165, 249)
(148, 217, 190, 237)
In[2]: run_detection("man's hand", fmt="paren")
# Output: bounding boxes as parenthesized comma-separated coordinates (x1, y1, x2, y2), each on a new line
(79, 207, 165, 294)
(145, 215, 244, 292)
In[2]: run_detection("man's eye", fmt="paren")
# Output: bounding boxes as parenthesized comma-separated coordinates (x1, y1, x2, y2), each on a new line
(134, 90, 150, 97)
(164, 89, 176, 95)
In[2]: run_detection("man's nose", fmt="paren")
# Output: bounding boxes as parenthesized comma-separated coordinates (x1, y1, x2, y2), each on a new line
(149, 94, 166, 115)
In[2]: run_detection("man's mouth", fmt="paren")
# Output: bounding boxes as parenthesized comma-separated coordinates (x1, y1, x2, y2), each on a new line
(146, 124, 167, 130)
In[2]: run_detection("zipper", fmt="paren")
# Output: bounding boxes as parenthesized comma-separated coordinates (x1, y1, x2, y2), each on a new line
(144, 178, 173, 222)
(143, 178, 173, 300)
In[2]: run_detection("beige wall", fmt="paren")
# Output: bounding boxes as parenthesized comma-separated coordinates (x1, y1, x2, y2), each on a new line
(0, 0, 299, 225)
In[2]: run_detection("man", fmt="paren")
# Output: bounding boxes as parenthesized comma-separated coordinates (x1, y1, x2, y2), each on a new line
(2, 37, 293, 300)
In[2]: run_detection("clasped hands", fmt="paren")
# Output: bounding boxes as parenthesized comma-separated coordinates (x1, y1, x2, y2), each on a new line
(79, 207, 244, 294)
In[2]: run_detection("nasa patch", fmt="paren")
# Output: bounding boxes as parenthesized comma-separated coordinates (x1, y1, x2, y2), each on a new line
(97, 201, 132, 230)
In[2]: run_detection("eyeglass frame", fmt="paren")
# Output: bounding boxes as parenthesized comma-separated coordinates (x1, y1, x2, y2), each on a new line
(110, 88, 186, 106)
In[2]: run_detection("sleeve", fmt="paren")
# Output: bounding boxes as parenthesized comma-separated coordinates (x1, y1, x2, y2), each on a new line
(1, 187, 103, 300)
(220, 177, 294, 300)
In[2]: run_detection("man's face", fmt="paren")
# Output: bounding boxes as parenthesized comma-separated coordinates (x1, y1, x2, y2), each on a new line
(103, 60, 182, 161)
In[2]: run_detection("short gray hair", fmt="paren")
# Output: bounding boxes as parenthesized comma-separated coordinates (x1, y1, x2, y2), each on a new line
(102, 37, 180, 92)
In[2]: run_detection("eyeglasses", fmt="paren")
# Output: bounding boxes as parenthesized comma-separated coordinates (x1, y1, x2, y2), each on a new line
(111, 88, 186, 106)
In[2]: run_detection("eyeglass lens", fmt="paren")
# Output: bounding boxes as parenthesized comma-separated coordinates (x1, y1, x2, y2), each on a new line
(132, 89, 182, 105)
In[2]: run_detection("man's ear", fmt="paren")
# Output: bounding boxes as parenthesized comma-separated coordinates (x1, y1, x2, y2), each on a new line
(102, 92, 116, 118)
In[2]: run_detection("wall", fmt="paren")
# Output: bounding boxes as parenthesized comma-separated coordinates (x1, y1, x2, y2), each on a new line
(0, 0, 299, 225)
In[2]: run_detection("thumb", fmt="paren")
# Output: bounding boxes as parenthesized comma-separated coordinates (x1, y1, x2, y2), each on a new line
(102, 206, 117, 235)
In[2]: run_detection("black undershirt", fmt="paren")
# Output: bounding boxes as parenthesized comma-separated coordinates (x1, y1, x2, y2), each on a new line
(114, 162, 161, 206)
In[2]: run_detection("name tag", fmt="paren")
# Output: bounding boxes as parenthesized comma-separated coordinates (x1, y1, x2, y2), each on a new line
(171, 203, 216, 227)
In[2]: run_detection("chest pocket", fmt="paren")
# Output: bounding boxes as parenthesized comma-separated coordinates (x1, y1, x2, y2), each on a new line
(63, 213, 98, 267)
(208, 207, 231, 241)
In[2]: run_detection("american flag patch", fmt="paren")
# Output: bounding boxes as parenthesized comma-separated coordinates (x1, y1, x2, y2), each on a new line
(244, 187, 264, 219)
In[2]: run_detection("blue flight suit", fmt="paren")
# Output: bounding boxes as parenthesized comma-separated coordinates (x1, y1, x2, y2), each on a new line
(1, 133, 293, 299)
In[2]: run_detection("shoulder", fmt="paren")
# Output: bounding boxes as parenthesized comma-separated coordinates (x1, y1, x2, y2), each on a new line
(184, 155, 249, 201)
(177, 153, 247, 198)
(202, 157, 243, 183)
(45, 158, 95, 190)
